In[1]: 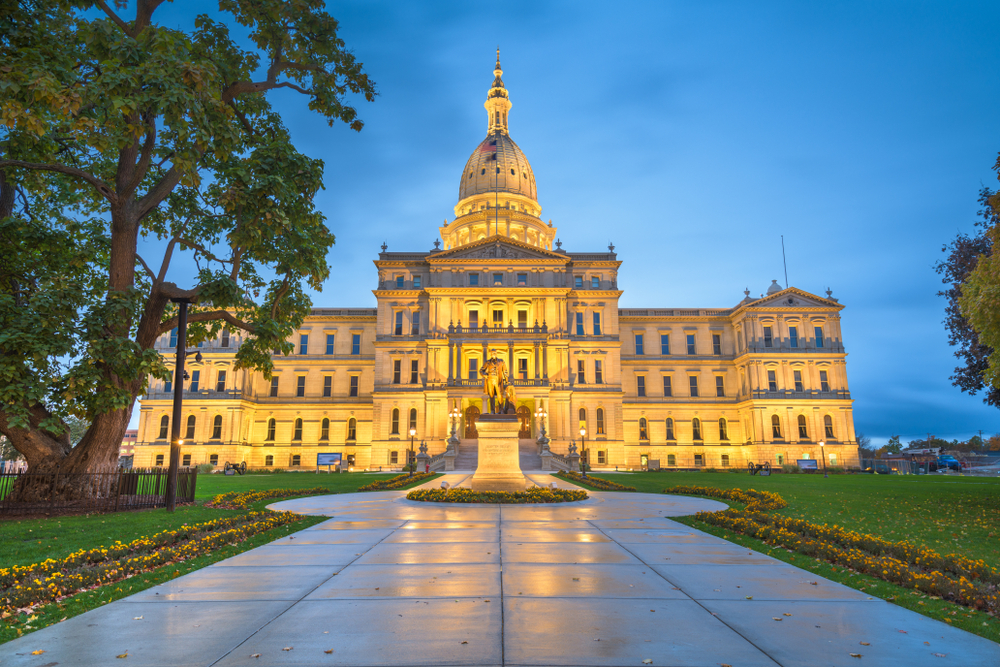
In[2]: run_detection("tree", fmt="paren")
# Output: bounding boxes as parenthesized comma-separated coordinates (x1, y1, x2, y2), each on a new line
(0, 1, 376, 495)
(959, 173, 1000, 391)
(856, 431, 876, 458)
(936, 186, 999, 406)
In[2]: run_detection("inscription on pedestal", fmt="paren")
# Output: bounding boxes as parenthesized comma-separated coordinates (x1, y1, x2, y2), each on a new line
(471, 414, 528, 492)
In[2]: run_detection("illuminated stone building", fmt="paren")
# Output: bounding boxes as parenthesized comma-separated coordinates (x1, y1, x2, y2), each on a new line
(132, 55, 859, 472)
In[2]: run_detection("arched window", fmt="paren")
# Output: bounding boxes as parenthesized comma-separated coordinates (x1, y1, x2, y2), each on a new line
(798, 414, 808, 439)
(158, 415, 169, 440)
(719, 418, 728, 441)
(638, 417, 648, 440)
(347, 418, 357, 441)
(409, 408, 417, 432)
(265, 455, 273, 466)
(266, 418, 276, 441)
(693, 418, 702, 440)
(212, 415, 223, 440)
(185, 415, 195, 440)
(579, 407, 587, 430)
(666, 418, 675, 440)
(391, 408, 400, 435)
(824, 415, 835, 438)
(596, 408, 605, 435)
(772, 414, 783, 438)
(320, 418, 330, 440)
(291, 454, 301, 466)
(293, 418, 303, 441)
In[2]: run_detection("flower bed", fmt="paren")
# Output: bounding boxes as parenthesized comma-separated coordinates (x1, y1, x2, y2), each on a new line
(406, 487, 587, 503)
(206, 487, 333, 509)
(358, 472, 434, 492)
(666, 486, 999, 615)
(557, 471, 636, 491)
(0, 511, 302, 615)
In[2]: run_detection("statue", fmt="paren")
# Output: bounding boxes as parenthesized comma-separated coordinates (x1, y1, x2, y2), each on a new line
(480, 348, 509, 414)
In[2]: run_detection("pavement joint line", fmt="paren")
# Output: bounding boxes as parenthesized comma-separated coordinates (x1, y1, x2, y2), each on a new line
(584, 517, 786, 667)
(205, 516, 400, 667)
(498, 503, 506, 667)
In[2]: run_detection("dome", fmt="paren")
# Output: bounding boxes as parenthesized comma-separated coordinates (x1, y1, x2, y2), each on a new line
(458, 133, 537, 202)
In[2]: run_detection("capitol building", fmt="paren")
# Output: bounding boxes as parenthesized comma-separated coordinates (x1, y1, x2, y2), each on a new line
(132, 55, 860, 472)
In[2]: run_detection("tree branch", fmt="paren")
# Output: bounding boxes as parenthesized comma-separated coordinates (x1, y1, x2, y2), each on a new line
(94, 0, 131, 35)
(177, 237, 232, 265)
(157, 310, 256, 337)
(270, 273, 291, 320)
(123, 114, 157, 196)
(135, 253, 156, 281)
(0, 160, 116, 203)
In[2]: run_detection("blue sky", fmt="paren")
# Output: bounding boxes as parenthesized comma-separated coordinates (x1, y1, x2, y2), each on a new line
(147, 1, 1000, 444)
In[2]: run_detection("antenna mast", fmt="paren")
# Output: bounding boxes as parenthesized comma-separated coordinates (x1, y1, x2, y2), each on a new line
(781, 235, 789, 288)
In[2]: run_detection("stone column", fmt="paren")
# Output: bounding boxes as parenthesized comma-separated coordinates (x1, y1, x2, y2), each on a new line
(533, 342, 540, 380)
(543, 343, 549, 380)
(448, 342, 454, 383)
(507, 340, 514, 382)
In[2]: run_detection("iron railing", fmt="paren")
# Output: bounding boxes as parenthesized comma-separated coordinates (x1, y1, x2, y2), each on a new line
(0, 467, 197, 516)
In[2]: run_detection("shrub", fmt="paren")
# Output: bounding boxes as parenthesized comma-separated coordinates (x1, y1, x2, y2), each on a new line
(196, 463, 215, 474)
(781, 464, 800, 473)
(557, 471, 636, 491)
(359, 472, 434, 492)
(407, 487, 587, 503)
(701, 467, 719, 473)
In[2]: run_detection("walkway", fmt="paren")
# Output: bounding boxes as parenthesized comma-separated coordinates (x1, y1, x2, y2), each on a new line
(1, 487, 998, 666)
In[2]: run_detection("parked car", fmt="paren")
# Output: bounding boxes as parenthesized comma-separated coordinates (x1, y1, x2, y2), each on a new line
(938, 456, 961, 471)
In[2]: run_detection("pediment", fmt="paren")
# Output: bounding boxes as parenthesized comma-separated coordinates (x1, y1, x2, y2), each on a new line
(429, 235, 567, 262)
(743, 287, 841, 310)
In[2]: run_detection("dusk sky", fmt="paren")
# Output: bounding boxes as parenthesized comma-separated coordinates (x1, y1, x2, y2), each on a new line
(146, 1, 1000, 445)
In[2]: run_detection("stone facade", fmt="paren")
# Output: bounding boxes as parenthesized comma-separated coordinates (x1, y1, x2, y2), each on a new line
(133, 54, 859, 472)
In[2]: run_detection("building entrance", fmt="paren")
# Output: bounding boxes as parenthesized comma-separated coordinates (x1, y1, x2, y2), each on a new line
(516, 405, 531, 438)
(464, 406, 480, 438)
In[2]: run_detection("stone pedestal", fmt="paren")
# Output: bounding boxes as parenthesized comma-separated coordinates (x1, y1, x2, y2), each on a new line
(471, 414, 528, 492)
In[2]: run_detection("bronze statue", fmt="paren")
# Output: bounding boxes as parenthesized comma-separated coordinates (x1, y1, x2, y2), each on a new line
(480, 348, 509, 414)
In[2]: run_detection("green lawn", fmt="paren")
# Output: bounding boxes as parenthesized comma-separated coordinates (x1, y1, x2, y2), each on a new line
(587, 471, 1000, 568)
(0, 472, 418, 568)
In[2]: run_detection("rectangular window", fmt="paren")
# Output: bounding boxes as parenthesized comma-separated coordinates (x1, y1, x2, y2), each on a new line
(597, 450, 606, 464)
(594, 360, 603, 384)
(637, 375, 646, 397)
(794, 370, 803, 392)
(517, 273, 527, 286)
(323, 375, 332, 397)
(574, 276, 583, 289)
(413, 275, 421, 289)
(468, 358, 478, 381)
(394, 312, 403, 336)
(577, 359, 586, 384)
(829, 453, 837, 466)
(518, 310, 528, 328)
(390, 451, 399, 465)
(575, 312, 584, 336)
(635, 334, 644, 355)
(469, 273, 479, 286)
(469, 310, 479, 329)
(591, 276, 600, 289)
(325, 333, 335, 355)
(593, 312, 601, 335)
(715, 376, 725, 397)
(712, 334, 721, 355)
(721, 454, 730, 467)
(764, 326, 773, 348)
(221, 329, 230, 348)
(789, 326, 798, 348)
(411, 311, 420, 335)
(351, 333, 361, 355)
(296, 376, 306, 397)
(518, 357, 528, 380)
(189, 370, 200, 393)
(349, 375, 359, 397)
(182, 454, 191, 466)
(169, 327, 178, 347)
(689, 375, 699, 397)
(694, 454, 704, 467)
(164, 378, 172, 393)
(270, 376, 279, 397)
(663, 375, 672, 396)
(667, 453, 675, 466)
(493, 273, 504, 285)
(767, 370, 777, 391)
(820, 370, 830, 392)
(299, 334, 308, 355)
(410, 359, 419, 384)
(777, 453, 784, 466)
(687, 334, 696, 355)
(660, 334, 670, 355)
(215, 370, 227, 392)
(815, 326, 824, 348)
(393, 360, 401, 384)
(492, 309, 503, 325)
(395, 275, 404, 289)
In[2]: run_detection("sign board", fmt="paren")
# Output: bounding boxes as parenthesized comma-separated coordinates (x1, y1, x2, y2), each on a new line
(797, 459, 819, 471)
(317, 453, 342, 466)
(648, 459, 660, 471)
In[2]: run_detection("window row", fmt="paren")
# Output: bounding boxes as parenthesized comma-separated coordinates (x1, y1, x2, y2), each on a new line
(264, 417, 359, 442)
(464, 272, 548, 288)
(573, 312, 603, 336)
(633, 333, 723, 356)
(636, 374, 725, 398)
(387, 408, 419, 436)
(636, 417, 729, 441)
(391, 359, 422, 384)
(769, 414, 836, 440)
(577, 407, 608, 436)
(765, 369, 832, 392)
(462, 307, 536, 330)
(280, 333, 364, 355)
(167, 328, 233, 349)
(573, 275, 605, 290)
(265, 374, 361, 397)
(162, 368, 230, 394)
(758, 325, 827, 349)
(575, 359, 605, 384)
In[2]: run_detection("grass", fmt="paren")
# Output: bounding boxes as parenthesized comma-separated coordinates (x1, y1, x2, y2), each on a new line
(577, 471, 1000, 643)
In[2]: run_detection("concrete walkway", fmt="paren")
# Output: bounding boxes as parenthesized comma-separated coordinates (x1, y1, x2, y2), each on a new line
(2, 488, 998, 666)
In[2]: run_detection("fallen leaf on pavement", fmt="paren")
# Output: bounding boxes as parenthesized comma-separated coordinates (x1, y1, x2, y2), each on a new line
(117, 653, 128, 659)
(860, 642, 870, 646)
(643, 660, 653, 665)
(772, 617, 783, 621)
(461, 641, 468, 644)
(933, 654, 947, 658)
(250, 654, 260, 658)
(133, 616, 143, 620)
(282, 647, 293, 651)
(325, 649, 334, 654)
(850, 653, 862, 658)
(783, 613, 792, 616)
(31, 650, 45, 655)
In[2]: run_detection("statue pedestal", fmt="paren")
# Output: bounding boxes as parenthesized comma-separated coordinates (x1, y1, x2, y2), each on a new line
(471, 414, 528, 492)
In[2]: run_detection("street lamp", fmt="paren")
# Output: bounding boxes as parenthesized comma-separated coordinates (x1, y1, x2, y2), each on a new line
(580, 427, 587, 478)
(409, 427, 417, 476)
(165, 298, 192, 513)
(819, 440, 828, 478)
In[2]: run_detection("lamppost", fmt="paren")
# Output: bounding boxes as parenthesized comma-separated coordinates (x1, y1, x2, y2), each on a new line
(165, 298, 191, 513)
(409, 427, 417, 476)
(450, 404, 461, 439)
(579, 427, 587, 478)
(819, 440, 828, 478)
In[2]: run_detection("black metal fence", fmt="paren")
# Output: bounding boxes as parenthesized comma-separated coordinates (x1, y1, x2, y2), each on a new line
(0, 467, 197, 516)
